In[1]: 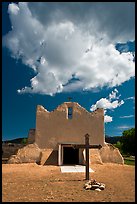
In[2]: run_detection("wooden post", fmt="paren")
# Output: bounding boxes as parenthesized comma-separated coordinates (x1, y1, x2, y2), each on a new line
(72, 134, 102, 180)
(85, 134, 90, 180)
(58, 144, 62, 166)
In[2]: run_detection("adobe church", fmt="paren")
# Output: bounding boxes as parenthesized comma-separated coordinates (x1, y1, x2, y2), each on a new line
(8, 102, 124, 165)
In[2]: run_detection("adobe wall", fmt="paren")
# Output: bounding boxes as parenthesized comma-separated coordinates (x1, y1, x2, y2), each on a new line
(28, 129, 35, 144)
(99, 143, 124, 164)
(35, 102, 105, 149)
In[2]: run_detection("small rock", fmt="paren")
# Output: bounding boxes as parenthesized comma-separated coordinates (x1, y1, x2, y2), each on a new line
(91, 184, 100, 190)
(100, 183, 105, 186)
(91, 179, 96, 185)
(86, 180, 92, 185)
(96, 182, 101, 185)
(85, 186, 92, 190)
(84, 179, 105, 191)
(95, 188, 101, 192)
(84, 183, 90, 187)
(99, 184, 105, 190)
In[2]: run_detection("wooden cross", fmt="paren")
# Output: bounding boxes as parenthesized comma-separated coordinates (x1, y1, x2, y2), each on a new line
(68, 97, 72, 101)
(72, 133, 102, 180)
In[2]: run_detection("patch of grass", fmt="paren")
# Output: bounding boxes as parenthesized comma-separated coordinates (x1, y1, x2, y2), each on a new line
(124, 158, 135, 166)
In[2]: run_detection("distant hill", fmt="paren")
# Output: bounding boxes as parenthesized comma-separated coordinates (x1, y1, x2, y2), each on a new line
(3, 137, 27, 144)
(3, 135, 121, 145)
(105, 135, 121, 144)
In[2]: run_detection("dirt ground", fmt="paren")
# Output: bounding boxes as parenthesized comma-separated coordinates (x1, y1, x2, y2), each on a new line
(2, 163, 135, 202)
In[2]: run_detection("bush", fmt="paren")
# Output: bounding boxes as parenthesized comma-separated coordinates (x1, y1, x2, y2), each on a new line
(21, 138, 28, 144)
(114, 141, 121, 148)
(114, 141, 123, 152)
(120, 128, 135, 156)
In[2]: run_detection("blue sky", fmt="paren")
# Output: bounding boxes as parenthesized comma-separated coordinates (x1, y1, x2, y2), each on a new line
(2, 2, 135, 140)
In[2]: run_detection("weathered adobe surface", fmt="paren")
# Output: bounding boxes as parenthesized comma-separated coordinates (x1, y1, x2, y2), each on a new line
(99, 142, 124, 164)
(37, 102, 103, 115)
(7, 142, 124, 165)
(35, 102, 104, 149)
(8, 143, 41, 164)
(90, 142, 124, 165)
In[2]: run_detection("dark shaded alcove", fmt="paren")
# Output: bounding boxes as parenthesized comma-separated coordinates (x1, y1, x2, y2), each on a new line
(63, 147, 79, 165)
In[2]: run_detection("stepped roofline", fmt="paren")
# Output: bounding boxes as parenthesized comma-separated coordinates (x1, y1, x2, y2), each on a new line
(37, 101, 104, 115)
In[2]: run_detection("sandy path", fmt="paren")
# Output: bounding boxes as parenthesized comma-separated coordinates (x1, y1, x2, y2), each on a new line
(2, 163, 135, 202)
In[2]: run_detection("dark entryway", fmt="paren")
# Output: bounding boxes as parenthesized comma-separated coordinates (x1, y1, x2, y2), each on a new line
(63, 147, 79, 165)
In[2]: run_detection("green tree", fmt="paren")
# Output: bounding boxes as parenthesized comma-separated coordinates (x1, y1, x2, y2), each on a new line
(114, 141, 123, 153)
(120, 128, 135, 155)
(21, 138, 27, 144)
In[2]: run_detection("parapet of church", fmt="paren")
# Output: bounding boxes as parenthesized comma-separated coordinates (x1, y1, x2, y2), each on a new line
(35, 102, 105, 149)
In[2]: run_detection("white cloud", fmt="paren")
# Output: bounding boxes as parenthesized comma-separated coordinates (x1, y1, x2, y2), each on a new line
(117, 125, 133, 129)
(109, 88, 119, 100)
(90, 98, 124, 111)
(90, 89, 124, 111)
(104, 115, 112, 123)
(119, 115, 134, 118)
(3, 2, 135, 95)
(90, 89, 124, 123)
(125, 96, 135, 100)
(8, 3, 20, 15)
(28, 2, 135, 42)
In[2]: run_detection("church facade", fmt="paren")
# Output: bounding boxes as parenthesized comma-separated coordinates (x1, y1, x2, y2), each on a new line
(8, 101, 124, 165)
(28, 102, 105, 165)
